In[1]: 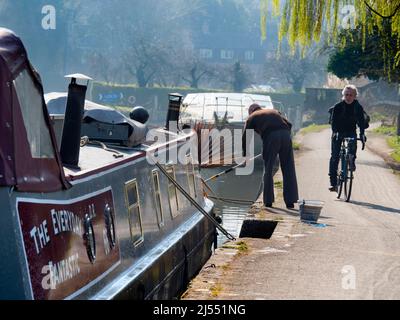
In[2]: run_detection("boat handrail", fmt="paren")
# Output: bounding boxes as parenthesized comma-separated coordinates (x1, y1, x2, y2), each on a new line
(148, 153, 236, 241)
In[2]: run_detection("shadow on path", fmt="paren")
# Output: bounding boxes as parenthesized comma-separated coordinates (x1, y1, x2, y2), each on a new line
(350, 200, 400, 214)
(266, 207, 299, 217)
(357, 159, 390, 170)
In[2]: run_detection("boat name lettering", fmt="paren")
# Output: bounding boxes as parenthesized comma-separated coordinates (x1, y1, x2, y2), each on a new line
(41, 253, 80, 290)
(30, 220, 51, 255)
(30, 204, 95, 255)
(51, 209, 83, 237)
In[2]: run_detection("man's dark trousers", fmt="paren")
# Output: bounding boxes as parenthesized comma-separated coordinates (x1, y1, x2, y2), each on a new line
(329, 132, 357, 186)
(262, 129, 299, 206)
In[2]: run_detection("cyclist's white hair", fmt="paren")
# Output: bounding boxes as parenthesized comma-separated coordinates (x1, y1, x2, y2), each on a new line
(342, 84, 358, 97)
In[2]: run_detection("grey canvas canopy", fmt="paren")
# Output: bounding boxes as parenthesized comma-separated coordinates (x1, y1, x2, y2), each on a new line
(0, 28, 70, 192)
(45, 92, 148, 147)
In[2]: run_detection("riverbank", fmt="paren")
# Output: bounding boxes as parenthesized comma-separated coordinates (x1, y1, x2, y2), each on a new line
(181, 147, 304, 300)
(366, 124, 400, 172)
(182, 127, 400, 300)
(181, 193, 306, 300)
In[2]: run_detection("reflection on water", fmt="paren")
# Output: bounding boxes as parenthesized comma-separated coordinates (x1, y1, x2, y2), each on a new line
(200, 163, 264, 246)
(214, 202, 252, 246)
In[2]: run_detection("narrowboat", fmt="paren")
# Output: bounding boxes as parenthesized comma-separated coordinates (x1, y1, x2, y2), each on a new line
(180, 92, 278, 201)
(180, 92, 275, 165)
(0, 28, 216, 300)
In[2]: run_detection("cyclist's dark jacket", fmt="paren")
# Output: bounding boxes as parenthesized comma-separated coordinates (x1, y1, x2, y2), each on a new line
(329, 100, 365, 135)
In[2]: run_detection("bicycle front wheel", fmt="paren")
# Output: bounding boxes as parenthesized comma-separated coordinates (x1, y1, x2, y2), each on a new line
(344, 160, 354, 202)
(337, 158, 344, 199)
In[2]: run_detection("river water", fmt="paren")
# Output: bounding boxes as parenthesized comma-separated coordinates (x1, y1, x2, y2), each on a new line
(200, 163, 264, 246)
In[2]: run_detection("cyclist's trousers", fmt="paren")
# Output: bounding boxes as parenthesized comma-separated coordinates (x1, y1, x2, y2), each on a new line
(329, 132, 357, 186)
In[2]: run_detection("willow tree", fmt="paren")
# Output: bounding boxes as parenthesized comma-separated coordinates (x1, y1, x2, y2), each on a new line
(260, 0, 400, 81)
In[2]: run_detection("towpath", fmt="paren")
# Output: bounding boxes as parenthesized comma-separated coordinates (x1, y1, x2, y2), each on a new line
(182, 128, 400, 299)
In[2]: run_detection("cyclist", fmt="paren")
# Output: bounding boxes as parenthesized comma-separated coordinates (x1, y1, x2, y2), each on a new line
(328, 85, 367, 192)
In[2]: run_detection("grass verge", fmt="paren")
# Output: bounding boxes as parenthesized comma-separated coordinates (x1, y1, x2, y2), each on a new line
(300, 124, 330, 134)
(292, 141, 301, 150)
(210, 284, 223, 297)
(387, 136, 400, 163)
(372, 125, 400, 164)
(222, 241, 249, 254)
(370, 112, 389, 123)
(373, 125, 397, 136)
(274, 181, 283, 189)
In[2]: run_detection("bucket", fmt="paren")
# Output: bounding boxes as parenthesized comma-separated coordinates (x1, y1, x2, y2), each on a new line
(298, 200, 324, 223)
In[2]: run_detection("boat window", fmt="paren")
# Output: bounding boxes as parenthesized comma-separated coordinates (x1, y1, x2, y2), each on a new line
(124, 179, 144, 246)
(152, 170, 164, 228)
(166, 165, 179, 218)
(13, 69, 55, 159)
(186, 155, 197, 199)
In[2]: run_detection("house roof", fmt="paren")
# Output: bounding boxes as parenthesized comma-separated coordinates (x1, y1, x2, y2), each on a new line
(194, 32, 270, 50)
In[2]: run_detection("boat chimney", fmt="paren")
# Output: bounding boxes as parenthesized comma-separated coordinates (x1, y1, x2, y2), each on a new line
(165, 93, 183, 132)
(60, 74, 92, 168)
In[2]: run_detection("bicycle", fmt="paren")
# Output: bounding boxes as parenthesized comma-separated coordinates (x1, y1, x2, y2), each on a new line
(336, 136, 365, 202)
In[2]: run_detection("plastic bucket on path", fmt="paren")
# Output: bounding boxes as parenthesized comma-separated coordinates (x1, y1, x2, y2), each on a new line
(298, 200, 324, 223)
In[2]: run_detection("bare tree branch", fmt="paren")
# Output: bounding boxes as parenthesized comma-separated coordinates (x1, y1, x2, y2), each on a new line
(364, 0, 400, 19)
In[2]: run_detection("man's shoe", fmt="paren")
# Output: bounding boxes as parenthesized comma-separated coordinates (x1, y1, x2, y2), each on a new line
(286, 203, 295, 209)
(329, 185, 338, 192)
(264, 203, 273, 208)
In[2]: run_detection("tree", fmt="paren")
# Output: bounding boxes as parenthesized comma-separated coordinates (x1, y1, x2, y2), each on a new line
(264, 47, 328, 92)
(86, 52, 121, 84)
(176, 45, 214, 89)
(122, 38, 173, 88)
(0, 0, 86, 90)
(78, 0, 204, 87)
(182, 63, 210, 89)
(261, 0, 400, 81)
(232, 61, 251, 92)
(328, 26, 399, 82)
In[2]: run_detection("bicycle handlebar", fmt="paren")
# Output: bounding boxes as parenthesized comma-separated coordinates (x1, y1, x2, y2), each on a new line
(357, 138, 366, 150)
(337, 136, 366, 150)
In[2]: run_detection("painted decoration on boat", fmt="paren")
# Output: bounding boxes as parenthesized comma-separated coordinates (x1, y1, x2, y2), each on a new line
(16, 187, 120, 300)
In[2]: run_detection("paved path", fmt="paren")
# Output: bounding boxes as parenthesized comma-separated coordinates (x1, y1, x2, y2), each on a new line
(183, 129, 400, 300)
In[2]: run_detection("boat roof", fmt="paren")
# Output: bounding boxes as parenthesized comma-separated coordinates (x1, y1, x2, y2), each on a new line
(45, 92, 134, 125)
(0, 27, 190, 192)
(182, 92, 273, 108)
(64, 128, 188, 182)
(45, 92, 112, 114)
(181, 92, 274, 123)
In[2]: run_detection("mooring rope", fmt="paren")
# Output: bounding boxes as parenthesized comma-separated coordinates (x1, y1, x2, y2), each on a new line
(201, 178, 254, 205)
(204, 153, 262, 183)
(200, 153, 263, 205)
(80, 136, 124, 158)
